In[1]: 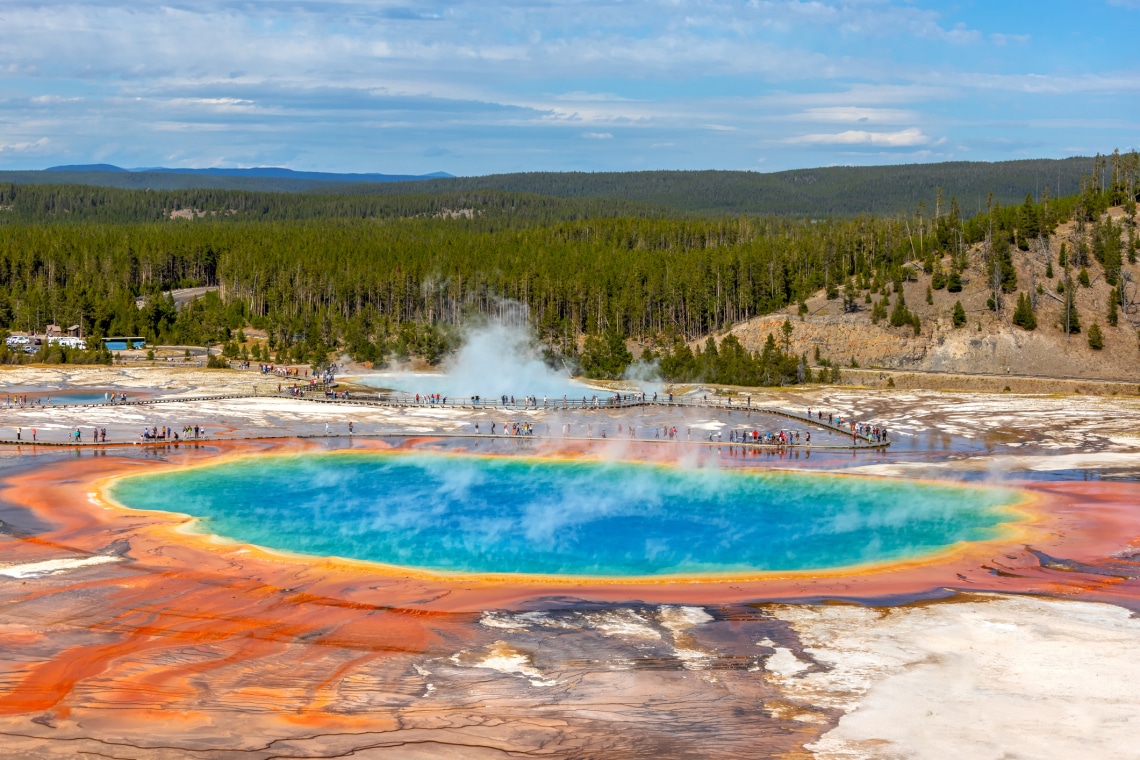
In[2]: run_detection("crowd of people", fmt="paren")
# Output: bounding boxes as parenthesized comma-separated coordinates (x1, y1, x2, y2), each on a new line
(7, 421, 213, 445)
(805, 407, 888, 443)
(278, 383, 346, 399)
(140, 425, 206, 442)
(728, 428, 805, 445)
(5, 392, 131, 407)
(5, 378, 887, 450)
(465, 419, 863, 447)
(262, 364, 305, 377)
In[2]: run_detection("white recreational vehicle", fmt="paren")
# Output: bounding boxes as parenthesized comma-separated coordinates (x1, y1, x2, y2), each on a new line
(49, 336, 87, 350)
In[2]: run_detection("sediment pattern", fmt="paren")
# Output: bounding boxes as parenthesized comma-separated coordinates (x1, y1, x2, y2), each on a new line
(2, 381, 1140, 758)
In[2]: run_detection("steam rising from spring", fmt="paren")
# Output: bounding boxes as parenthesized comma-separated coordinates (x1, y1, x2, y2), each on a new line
(357, 312, 614, 397)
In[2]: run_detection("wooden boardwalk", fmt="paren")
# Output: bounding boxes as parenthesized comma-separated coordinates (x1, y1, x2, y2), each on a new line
(1, 389, 890, 450)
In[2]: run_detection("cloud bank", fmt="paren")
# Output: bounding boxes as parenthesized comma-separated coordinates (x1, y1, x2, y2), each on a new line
(0, 1, 1136, 173)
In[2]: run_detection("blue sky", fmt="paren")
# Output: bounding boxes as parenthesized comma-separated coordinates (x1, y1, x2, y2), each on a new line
(0, 0, 1137, 175)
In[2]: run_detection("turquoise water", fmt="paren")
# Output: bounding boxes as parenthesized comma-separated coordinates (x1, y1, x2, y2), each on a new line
(109, 453, 1023, 577)
(6, 390, 113, 405)
(42, 391, 114, 404)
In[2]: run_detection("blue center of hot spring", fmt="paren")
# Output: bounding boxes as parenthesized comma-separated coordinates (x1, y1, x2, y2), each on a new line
(109, 453, 1022, 576)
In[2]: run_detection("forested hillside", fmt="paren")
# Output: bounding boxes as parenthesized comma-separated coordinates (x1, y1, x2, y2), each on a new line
(333, 157, 1101, 217)
(1, 152, 1136, 382)
(0, 155, 1114, 217)
(0, 184, 670, 225)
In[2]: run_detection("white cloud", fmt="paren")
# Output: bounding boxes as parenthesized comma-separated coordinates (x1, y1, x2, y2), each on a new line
(943, 71, 1140, 95)
(0, 137, 50, 153)
(939, 23, 982, 45)
(797, 107, 918, 124)
(0, 0, 1133, 173)
(787, 128, 931, 147)
(990, 33, 1030, 46)
(555, 92, 635, 102)
(30, 95, 81, 104)
(152, 122, 234, 132)
(746, 0, 984, 44)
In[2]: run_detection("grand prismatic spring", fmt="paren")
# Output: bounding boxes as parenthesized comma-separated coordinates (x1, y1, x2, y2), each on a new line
(108, 453, 1023, 578)
(1, 365, 1140, 759)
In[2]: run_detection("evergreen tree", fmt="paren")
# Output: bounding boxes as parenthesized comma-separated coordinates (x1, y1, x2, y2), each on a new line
(1061, 289, 1081, 334)
(952, 301, 967, 328)
(889, 292, 913, 327)
(871, 298, 888, 324)
(580, 330, 632, 379)
(947, 271, 963, 292)
(931, 265, 946, 290)
(1088, 322, 1104, 350)
(1012, 292, 1037, 330)
(1108, 289, 1119, 327)
(781, 317, 794, 351)
(1018, 193, 1040, 247)
(989, 237, 1018, 293)
(1102, 220, 1123, 285)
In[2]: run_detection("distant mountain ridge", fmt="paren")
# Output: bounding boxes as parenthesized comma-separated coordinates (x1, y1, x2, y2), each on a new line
(45, 164, 453, 183)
